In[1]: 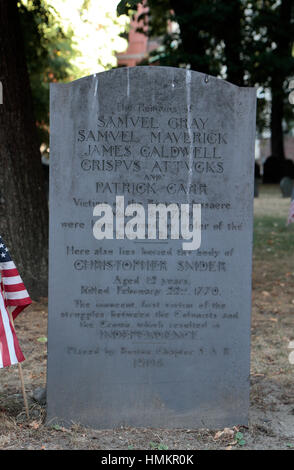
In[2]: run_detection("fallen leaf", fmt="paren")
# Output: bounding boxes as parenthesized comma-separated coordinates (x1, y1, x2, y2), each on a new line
(37, 337, 47, 343)
(29, 421, 40, 430)
(214, 428, 234, 440)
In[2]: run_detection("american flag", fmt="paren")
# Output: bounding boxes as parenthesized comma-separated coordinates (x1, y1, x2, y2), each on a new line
(0, 235, 32, 368)
(287, 199, 294, 225)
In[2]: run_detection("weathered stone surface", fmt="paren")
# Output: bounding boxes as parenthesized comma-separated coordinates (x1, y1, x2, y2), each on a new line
(32, 387, 46, 406)
(47, 67, 256, 429)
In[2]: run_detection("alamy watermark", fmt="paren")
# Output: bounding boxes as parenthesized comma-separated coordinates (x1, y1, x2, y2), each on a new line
(289, 80, 294, 105)
(92, 196, 202, 251)
(288, 341, 294, 365)
(0, 81, 3, 105)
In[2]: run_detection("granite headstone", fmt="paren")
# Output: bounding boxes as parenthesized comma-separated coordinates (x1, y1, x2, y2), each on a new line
(280, 176, 293, 198)
(47, 67, 256, 429)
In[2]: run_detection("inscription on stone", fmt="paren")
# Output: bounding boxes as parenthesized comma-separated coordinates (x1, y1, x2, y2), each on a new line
(47, 67, 256, 428)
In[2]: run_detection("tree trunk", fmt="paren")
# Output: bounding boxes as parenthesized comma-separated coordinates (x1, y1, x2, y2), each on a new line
(170, 0, 212, 74)
(270, 83, 285, 159)
(223, 0, 244, 87)
(0, 0, 48, 298)
(270, 0, 293, 160)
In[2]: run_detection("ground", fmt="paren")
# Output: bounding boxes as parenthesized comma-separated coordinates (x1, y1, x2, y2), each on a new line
(0, 185, 294, 450)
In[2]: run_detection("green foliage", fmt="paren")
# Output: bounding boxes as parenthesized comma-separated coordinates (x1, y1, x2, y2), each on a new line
(234, 431, 246, 446)
(52, 424, 62, 430)
(118, 0, 245, 77)
(246, 0, 294, 136)
(37, 336, 48, 343)
(18, 1, 129, 148)
(18, 0, 76, 146)
(117, 0, 141, 17)
(149, 441, 169, 450)
(117, 0, 294, 137)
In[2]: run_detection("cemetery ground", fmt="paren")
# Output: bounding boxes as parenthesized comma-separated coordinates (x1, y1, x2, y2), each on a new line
(0, 185, 294, 450)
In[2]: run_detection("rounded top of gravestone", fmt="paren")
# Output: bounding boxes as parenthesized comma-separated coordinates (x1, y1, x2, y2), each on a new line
(51, 66, 255, 91)
(280, 176, 293, 184)
(50, 67, 256, 135)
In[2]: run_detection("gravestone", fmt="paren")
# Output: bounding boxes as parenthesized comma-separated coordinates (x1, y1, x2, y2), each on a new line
(263, 155, 282, 184)
(47, 67, 256, 429)
(280, 176, 293, 198)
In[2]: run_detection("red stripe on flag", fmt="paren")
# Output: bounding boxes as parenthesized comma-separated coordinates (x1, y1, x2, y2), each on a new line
(4, 283, 26, 293)
(12, 304, 31, 320)
(0, 308, 11, 368)
(2, 269, 19, 277)
(6, 297, 31, 306)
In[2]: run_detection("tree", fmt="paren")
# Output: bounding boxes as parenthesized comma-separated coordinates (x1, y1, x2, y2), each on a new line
(0, 0, 48, 297)
(18, 0, 76, 148)
(118, 0, 294, 162)
(210, 0, 245, 87)
(248, 0, 294, 159)
(118, 0, 221, 75)
(18, 0, 129, 148)
(117, 0, 247, 82)
(50, 0, 129, 78)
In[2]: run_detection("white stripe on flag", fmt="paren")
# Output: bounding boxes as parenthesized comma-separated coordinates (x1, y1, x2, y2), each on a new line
(0, 261, 17, 270)
(6, 290, 29, 300)
(3, 275, 22, 285)
(0, 292, 18, 366)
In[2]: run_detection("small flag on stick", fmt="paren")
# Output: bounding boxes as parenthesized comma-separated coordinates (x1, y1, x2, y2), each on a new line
(0, 234, 32, 367)
(0, 236, 32, 368)
(0, 235, 32, 418)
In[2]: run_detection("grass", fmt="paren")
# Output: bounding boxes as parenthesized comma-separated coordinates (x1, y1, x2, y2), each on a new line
(253, 184, 294, 260)
(253, 215, 294, 259)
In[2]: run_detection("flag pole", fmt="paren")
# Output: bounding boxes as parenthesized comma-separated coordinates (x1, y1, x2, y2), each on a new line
(8, 309, 30, 420)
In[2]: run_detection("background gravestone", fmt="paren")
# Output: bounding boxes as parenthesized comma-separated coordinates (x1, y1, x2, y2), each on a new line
(47, 67, 256, 429)
(254, 162, 260, 198)
(280, 176, 293, 198)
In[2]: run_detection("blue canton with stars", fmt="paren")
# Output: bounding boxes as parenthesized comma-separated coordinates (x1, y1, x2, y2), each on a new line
(0, 236, 12, 262)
